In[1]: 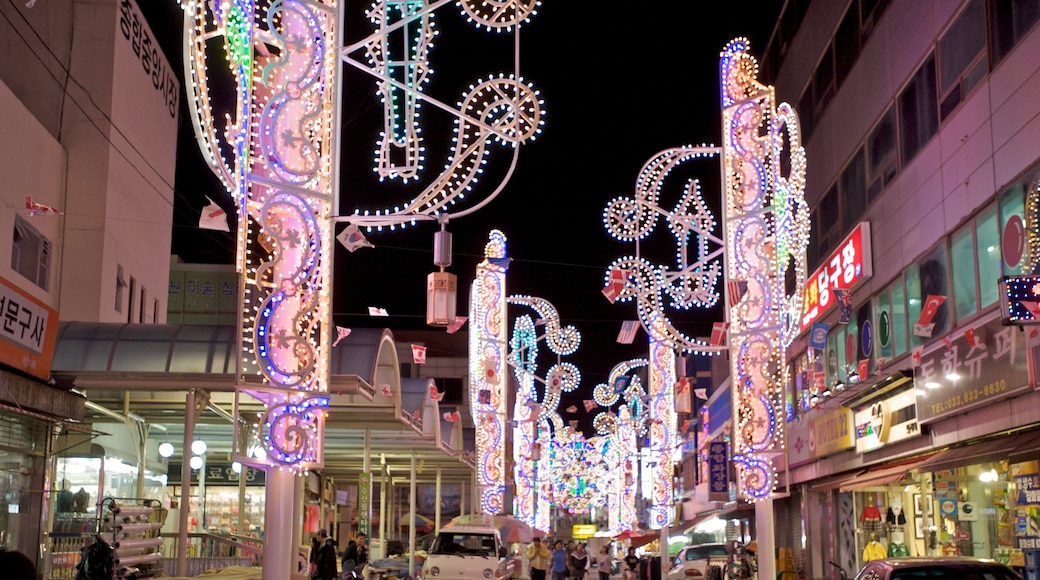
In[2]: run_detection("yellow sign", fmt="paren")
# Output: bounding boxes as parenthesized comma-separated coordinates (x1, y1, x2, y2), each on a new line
(813, 407, 853, 457)
(572, 524, 596, 539)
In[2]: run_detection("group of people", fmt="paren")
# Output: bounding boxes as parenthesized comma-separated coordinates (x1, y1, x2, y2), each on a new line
(526, 538, 613, 580)
(309, 529, 368, 580)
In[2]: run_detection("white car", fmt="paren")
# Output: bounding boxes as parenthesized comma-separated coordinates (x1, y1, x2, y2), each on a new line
(666, 543, 729, 579)
(421, 525, 514, 579)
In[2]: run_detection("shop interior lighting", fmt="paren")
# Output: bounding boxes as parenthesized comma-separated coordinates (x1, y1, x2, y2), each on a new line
(158, 442, 175, 458)
(191, 440, 208, 455)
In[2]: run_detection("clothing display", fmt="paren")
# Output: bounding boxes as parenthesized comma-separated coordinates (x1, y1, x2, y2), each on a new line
(886, 506, 906, 526)
(863, 540, 887, 562)
(861, 505, 883, 532)
(888, 542, 910, 557)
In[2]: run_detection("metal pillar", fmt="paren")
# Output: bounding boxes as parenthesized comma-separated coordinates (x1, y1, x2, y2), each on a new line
(379, 463, 387, 557)
(176, 390, 194, 576)
(756, 499, 776, 580)
(460, 480, 466, 516)
(263, 468, 296, 580)
(408, 454, 417, 577)
(435, 466, 442, 532)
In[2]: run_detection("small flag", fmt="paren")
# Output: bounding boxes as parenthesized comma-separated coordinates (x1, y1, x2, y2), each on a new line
(727, 280, 748, 308)
(428, 384, 444, 401)
(940, 335, 953, 350)
(336, 223, 375, 252)
(693, 387, 708, 400)
(964, 328, 984, 350)
(680, 419, 693, 433)
(674, 378, 691, 413)
(911, 346, 923, 367)
(877, 357, 886, 372)
(583, 399, 596, 412)
(25, 195, 61, 217)
(617, 320, 639, 344)
(332, 326, 351, 347)
(412, 409, 421, 420)
(443, 410, 461, 423)
(1022, 301, 1040, 320)
(913, 294, 946, 337)
(710, 322, 729, 346)
(809, 322, 830, 350)
(565, 405, 578, 413)
(857, 359, 869, 380)
(602, 268, 627, 303)
(483, 360, 499, 385)
(612, 375, 630, 394)
(380, 384, 395, 397)
(411, 344, 427, 364)
(835, 288, 853, 324)
(446, 316, 468, 334)
(368, 306, 389, 317)
(198, 197, 229, 231)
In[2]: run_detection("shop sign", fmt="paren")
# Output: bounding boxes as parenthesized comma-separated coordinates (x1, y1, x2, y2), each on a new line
(787, 419, 813, 467)
(814, 407, 854, 457)
(708, 440, 728, 502)
(572, 524, 596, 539)
(800, 223, 873, 332)
(358, 472, 371, 537)
(169, 462, 266, 485)
(914, 315, 1031, 424)
(853, 387, 919, 453)
(0, 275, 59, 381)
(1011, 461, 1040, 549)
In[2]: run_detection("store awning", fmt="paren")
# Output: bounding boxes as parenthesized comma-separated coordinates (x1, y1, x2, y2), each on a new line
(839, 455, 935, 492)
(916, 428, 1040, 473)
(671, 510, 721, 534)
(810, 470, 864, 492)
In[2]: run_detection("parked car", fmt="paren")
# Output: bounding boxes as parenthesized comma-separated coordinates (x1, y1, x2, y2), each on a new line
(666, 543, 729, 579)
(853, 556, 1021, 579)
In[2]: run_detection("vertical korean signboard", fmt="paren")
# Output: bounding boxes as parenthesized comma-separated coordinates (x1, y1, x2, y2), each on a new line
(708, 440, 728, 502)
(358, 473, 371, 537)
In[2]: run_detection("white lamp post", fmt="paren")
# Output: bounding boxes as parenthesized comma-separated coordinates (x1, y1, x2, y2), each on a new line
(190, 440, 207, 533)
(427, 226, 457, 326)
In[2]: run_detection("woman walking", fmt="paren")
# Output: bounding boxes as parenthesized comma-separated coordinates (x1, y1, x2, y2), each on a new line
(596, 545, 611, 580)
(569, 543, 589, 579)
(551, 541, 569, 580)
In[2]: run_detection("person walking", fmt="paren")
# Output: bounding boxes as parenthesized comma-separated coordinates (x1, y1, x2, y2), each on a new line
(551, 540, 569, 580)
(309, 535, 323, 579)
(527, 537, 551, 580)
(315, 534, 339, 580)
(596, 545, 611, 580)
(569, 542, 589, 579)
(623, 546, 640, 580)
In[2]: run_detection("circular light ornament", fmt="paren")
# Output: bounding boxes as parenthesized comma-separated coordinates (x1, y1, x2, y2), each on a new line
(191, 440, 208, 455)
(158, 442, 175, 458)
(189, 455, 204, 470)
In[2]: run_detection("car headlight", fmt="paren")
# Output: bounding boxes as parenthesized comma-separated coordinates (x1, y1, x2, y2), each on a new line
(483, 568, 493, 578)
(428, 566, 440, 576)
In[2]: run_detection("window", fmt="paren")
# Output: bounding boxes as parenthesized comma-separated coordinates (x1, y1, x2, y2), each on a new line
(860, 0, 891, 41)
(875, 277, 908, 362)
(976, 205, 1000, 309)
(950, 223, 979, 321)
(840, 148, 867, 233)
(867, 107, 897, 200)
(813, 43, 836, 112)
(798, 87, 815, 142)
(12, 215, 51, 291)
(139, 286, 146, 323)
(906, 243, 950, 347)
(833, 4, 861, 86)
(989, 0, 1040, 65)
(128, 277, 137, 324)
(115, 265, 126, 312)
(899, 54, 938, 166)
(938, 0, 987, 120)
(999, 181, 1027, 275)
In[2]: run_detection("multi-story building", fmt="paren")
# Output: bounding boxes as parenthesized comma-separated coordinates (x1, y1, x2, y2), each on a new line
(757, 1, 1040, 577)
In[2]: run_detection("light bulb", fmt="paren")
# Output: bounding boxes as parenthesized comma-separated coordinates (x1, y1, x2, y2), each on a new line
(189, 455, 204, 470)
(158, 442, 175, 458)
(191, 440, 208, 455)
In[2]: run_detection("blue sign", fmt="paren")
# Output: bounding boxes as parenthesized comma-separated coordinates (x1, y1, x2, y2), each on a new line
(708, 440, 728, 502)
(861, 319, 873, 357)
(809, 323, 829, 350)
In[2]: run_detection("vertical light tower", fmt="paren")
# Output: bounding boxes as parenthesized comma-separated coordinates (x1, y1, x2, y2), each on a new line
(720, 39, 808, 580)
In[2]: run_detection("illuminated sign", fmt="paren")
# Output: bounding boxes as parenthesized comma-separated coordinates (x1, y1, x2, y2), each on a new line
(0, 275, 59, 380)
(800, 223, 873, 331)
(572, 524, 597, 539)
(853, 387, 919, 453)
(998, 275, 1040, 325)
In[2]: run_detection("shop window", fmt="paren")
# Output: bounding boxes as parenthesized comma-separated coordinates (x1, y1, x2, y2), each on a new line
(11, 215, 51, 291)
(950, 223, 979, 321)
(867, 107, 897, 202)
(999, 180, 1027, 276)
(976, 204, 1001, 308)
(898, 54, 938, 167)
(989, 0, 1040, 66)
(938, 0, 987, 121)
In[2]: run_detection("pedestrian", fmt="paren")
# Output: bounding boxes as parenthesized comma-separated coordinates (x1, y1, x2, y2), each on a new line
(0, 549, 37, 580)
(623, 546, 639, 580)
(551, 540, 569, 580)
(309, 535, 322, 579)
(342, 539, 358, 573)
(596, 545, 611, 580)
(569, 542, 589, 579)
(527, 537, 551, 580)
(355, 532, 369, 571)
(315, 534, 339, 580)
(565, 540, 575, 577)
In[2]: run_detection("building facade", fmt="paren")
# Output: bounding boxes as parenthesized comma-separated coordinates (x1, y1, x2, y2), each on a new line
(763, 1, 1040, 577)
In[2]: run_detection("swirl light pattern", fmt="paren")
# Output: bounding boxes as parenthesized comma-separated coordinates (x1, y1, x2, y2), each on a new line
(720, 38, 808, 500)
(183, 0, 337, 471)
(469, 230, 509, 514)
(646, 332, 676, 528)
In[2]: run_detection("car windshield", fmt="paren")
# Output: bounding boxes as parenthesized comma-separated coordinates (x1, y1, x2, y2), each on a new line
(685, 546, 728, 561)
(430, 532, 496, 557)
(890, 566, 1019, 579)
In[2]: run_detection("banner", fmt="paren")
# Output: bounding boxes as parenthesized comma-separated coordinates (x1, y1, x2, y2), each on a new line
(358, 472, 371, 537)
(708, 440, 728, 502)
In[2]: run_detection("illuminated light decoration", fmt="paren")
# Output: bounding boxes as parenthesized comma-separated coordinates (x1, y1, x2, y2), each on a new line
(506, 295, 582, 531)
(603, 145, 726, 356)
(547, 427, 612, 514)
(365, 0, 434, 181)
(469, 230, 509, 514)
(720, 38, 809, 501)
(183, 0, 337, 472)
(646, 327, 677, 528)
(341, 3, 545, 229)
(1029, 178, 1040, 274)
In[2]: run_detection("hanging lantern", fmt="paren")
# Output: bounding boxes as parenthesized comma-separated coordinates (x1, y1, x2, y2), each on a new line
(427, 227, 457, 326)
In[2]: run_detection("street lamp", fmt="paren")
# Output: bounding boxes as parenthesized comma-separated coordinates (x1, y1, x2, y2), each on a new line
(158, 442, 175, 459)
(427, 225, 457, 326)
(190, 440, 207, 532)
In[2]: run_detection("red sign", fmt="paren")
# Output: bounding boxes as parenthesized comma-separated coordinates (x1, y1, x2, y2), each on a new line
(800, 223, 873, 331)
(0, 275, 59, 380)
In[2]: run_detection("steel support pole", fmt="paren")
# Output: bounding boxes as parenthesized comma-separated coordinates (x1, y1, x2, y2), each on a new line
(379, 464, 387, 557)
(756, 499, 776, 580)
(435, 466, 442, 533)
(176, 390, 194, 576)
(262, 468, 296, 580)
(408, 454, 417, 577)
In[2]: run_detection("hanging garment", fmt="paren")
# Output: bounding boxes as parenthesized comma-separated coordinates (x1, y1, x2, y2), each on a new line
(863, 540, 887, 562)
(861, 505, 884, 532)
(888, 542, 910, 557)
(886, 506, 907, 526)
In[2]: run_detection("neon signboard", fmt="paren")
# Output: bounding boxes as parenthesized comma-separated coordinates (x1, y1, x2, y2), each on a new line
(800, 222, 873, 331)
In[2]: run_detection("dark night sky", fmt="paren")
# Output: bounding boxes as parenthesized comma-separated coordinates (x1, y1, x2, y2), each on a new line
(142, 3, 783, 413)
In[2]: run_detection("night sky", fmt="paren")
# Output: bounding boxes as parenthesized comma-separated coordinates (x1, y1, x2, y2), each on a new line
(141, 2, 783, 419)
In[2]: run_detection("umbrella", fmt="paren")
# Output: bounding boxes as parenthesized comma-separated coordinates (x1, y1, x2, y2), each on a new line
(614, 529, 645, 541)
(444, 514, 533, 544)
(398, 513, 435, 528)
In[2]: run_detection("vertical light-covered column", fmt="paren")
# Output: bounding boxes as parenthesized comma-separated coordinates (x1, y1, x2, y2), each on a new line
(469, 230, 509, 514)
(646, 327, 676, 529)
